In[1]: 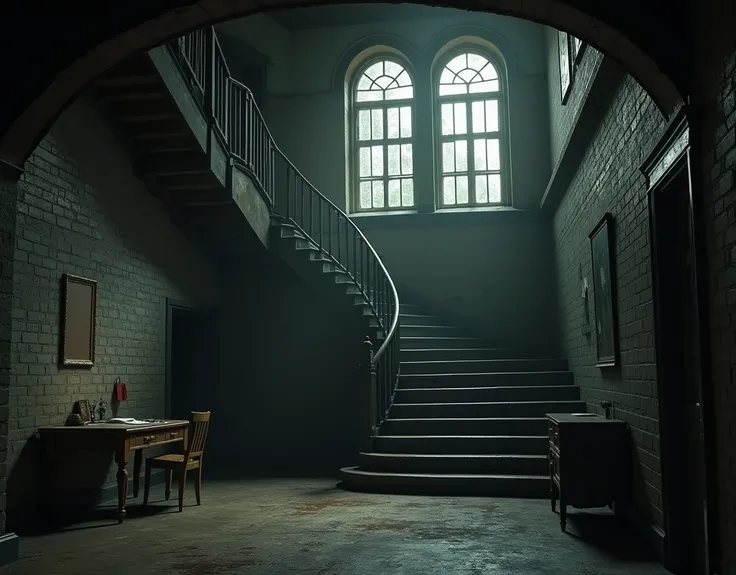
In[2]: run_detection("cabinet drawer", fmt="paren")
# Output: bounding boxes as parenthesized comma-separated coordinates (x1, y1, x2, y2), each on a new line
(550, 451, 560, 480)
(548, 422, 559, 449)
(132, 429, 184, 447)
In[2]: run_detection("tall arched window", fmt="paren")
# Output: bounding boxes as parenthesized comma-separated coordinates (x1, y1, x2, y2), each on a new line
(436, 50, 508, 207)
(351, 58, 415, 211)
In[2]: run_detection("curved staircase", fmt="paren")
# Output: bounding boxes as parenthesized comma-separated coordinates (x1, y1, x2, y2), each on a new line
(340, 303, 581, 497)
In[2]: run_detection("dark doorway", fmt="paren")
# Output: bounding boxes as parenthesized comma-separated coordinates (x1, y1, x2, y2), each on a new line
(166, 300, 219, 420)
(649, 156, 709, 575)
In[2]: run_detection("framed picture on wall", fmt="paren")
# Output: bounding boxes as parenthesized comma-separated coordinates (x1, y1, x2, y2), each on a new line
(589, 213, 619, 367)
(558, 30, 572, 104)
(60, 273, 98, 366)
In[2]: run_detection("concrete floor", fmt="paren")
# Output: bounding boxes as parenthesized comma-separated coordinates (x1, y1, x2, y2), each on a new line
(3, 479, 669, 575)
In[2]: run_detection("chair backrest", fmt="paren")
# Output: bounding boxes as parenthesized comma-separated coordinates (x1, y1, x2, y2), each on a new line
(185, 411, 211, 460)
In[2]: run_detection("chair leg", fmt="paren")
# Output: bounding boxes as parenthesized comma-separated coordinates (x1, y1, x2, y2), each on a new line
(143, 464, 152, 507)
(195, 464, 202, 506)
(165, 469, 172, 501)
(178, 467, 187, 512)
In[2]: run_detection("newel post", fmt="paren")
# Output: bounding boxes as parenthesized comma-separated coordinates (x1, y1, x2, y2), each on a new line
(360, 336, 377, 452)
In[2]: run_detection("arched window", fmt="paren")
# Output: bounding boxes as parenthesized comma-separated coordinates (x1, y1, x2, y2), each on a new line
(436, 50, 508, 207)
(351, 58, 415, 212)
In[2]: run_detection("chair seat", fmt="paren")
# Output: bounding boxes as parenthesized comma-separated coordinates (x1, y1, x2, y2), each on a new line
(148, 453, 200, 470)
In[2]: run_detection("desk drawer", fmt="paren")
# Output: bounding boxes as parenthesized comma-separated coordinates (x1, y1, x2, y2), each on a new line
(132, 429, 184, 447)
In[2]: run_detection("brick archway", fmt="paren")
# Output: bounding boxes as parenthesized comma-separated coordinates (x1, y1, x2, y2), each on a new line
(0, 0, 684, 169)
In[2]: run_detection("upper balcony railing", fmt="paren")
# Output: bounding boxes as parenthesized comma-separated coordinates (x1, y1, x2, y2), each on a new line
(168, 27, 400, 437)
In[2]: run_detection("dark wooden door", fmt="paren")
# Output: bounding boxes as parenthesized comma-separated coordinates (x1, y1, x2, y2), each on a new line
(651, 161, 709, 575)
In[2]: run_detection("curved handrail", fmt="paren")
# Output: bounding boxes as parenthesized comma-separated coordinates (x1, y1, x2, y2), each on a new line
(226, 81, 399, 362)
(167, 27, 400, 380)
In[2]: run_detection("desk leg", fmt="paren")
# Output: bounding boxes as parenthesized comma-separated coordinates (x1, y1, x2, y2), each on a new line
(133, 449, 142, 498)
(115, 444, 129, 524)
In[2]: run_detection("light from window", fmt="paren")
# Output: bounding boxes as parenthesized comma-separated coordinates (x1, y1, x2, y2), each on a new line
(354, 60, 415, 211)
(438, 52, 503, 207)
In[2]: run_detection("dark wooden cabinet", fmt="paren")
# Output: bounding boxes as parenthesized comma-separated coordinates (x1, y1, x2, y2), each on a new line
(547, 412, 629, 531)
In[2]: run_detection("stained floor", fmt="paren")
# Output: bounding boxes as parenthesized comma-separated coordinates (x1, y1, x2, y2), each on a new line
(3, 478, 668, 575)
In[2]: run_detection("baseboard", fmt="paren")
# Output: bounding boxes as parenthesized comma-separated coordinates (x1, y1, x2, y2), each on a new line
(0, 533, 19, 567)
(628, 510, 666, 563)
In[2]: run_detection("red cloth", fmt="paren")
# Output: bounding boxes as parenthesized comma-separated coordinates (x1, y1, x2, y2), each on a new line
(115, 381, 128, 401)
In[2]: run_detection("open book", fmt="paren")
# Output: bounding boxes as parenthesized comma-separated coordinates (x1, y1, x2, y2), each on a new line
(107, 417, 151, 425)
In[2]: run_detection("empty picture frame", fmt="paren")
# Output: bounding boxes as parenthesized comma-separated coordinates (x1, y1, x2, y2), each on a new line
(558, 30, 572, 104)
(589, 213, 619, 367)
(60, 274, 97, 366)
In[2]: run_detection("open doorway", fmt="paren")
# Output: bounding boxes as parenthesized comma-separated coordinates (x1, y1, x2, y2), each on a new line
(649, 153, 710, 575)
(165, 299, 219, 421)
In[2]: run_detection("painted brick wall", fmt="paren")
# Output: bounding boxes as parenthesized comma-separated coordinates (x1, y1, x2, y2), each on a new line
(553, 74, 667, 529)
(0, 172, 19, 535)
(694, 0, 736, 566)
(6, 95, 219, 522)
(545, 28, 603, 170)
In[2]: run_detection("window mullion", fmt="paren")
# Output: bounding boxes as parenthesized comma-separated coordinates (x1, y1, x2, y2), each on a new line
(466, 99, 475, 207)
(382, 107, 389, 208)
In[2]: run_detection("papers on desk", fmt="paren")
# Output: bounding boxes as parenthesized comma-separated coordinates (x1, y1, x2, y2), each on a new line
(107, 417, 151, 425)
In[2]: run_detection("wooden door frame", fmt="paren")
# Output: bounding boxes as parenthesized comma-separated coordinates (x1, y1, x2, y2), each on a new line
(165, 298, 193, 420)
(645, 116, 719, 573)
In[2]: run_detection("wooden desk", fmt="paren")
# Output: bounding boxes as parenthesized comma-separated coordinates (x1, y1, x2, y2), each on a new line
(38, 420, 189, 523)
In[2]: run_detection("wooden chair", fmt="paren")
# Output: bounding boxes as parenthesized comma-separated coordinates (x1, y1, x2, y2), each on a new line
(143, 411, 211, 511)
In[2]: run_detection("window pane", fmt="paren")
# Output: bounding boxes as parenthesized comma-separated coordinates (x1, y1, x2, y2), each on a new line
(487, 139, 500, 170)
(401, 178, 414, 206)
(400, 107, 412, 137)
(384, 61, 402, 77)
(441, 103, 454, 136)
(442, 142, 455, 173)
(455, 140, 468, 172)
(469, 79, 499, 93)
(357, 90, 382, 103)
(387, 108, 400, 139)
(454, 103, 467, 135)
(388, 179, 401, 207)
(456, 176, 469, 204)
(358, 110, 371, 140)
(387, 145, 400, 176)
(401, 144, 413, 175)
(486, 100, 499, 132)
(488, 174, 502, 202)
(371, 145, 383, 177)
(372, 180, 385, 208)
(471, 101, 485, 133)
(386, 86, 413, 100)
(443, 177, 456, 205)
(439, 83, 467, 96)
(359, 147, 371, 177)
(475, 175, 488, 203)
(473, 139, 486, 171)
(360, 181, 372, 208)
(371, 110, 383, 139)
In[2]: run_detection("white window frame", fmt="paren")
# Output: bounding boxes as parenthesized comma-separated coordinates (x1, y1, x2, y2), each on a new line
(434, 47, 511, 209)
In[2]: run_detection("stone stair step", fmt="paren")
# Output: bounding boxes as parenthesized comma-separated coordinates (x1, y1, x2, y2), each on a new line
(400, 348, 515, 361)
(401, 336, 487, 349)
(400, 358, 569, 374)
(372, 435, 548, 455)
(394, 385, 580, 404)
(339, 467, 548, 498)
(398, 371, 574, 388)
(357, 452, 549, 475)
(381, 417, 549, 436)
(400, 325, 463, 337)
(391, 400, 585, 419)
(398, 313, 452, 327)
